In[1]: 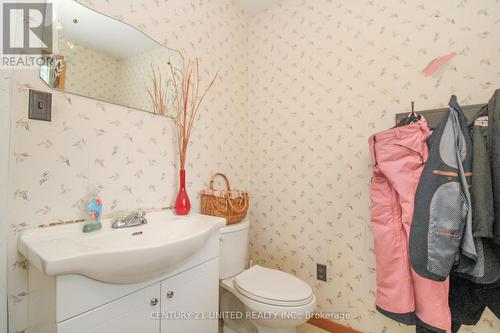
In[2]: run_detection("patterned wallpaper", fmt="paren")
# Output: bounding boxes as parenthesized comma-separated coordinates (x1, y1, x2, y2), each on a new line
(5, 0, 500, 333)
(248, 0, 500, 333)
(58, 35, 182, 112)
(0, 66, 13, 333)
(115, 47, 182, 112)
(60, 37, 122, 102)
(6, 0, 249, 332)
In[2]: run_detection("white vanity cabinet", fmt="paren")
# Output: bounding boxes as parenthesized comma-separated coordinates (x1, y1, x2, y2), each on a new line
(57, 283, 161, 333)
(26, 223, 222, 333)
(160, 258, 219, 333)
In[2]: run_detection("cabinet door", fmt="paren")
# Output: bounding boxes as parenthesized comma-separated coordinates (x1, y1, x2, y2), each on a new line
(57, 283, 160, 333)
(161, 258, 219, 333)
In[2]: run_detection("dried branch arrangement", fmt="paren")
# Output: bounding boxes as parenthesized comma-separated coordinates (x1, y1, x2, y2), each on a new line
(148, 58, 218, 170)
(146, 66, 168, 116)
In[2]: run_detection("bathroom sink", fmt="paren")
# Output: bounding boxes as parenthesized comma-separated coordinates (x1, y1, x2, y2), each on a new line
(18, 211, 225, 283)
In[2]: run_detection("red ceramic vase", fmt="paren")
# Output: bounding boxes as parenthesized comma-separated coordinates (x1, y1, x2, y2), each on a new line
(175, 169, 190, 215)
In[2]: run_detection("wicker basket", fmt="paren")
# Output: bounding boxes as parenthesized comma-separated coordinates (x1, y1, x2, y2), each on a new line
(201, 173, 249, 225)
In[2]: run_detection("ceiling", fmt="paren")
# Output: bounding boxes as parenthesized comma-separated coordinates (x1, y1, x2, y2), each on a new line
(237, 0, 282, 15)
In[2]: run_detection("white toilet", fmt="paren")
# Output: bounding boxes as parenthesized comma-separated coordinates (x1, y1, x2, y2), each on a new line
(219, 218, 317, 333)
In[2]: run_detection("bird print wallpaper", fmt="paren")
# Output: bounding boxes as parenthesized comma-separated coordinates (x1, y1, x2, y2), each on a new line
(3, 0, 500, 333)
(60, 36, 184, 112)
(60, 38, 123, 103)
(247, 0, 500, 333)
(6, 0, 248, 332)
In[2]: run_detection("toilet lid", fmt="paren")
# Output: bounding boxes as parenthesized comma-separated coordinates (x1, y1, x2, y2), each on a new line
(234, 265, 313, 306)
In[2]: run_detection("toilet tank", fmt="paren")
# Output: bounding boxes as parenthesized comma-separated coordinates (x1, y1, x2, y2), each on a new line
(219, 218, 249, 279)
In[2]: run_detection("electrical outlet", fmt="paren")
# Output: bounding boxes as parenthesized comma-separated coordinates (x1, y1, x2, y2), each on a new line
(317, 263, 327, 282)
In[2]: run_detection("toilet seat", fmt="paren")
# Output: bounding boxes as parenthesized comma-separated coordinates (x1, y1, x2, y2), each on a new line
(234, 265, 314, 307)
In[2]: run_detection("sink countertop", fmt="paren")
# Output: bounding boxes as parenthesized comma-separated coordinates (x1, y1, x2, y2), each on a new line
(18, 211, 226, 283)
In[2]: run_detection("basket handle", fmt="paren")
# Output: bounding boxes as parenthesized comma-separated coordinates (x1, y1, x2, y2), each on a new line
(209, 173, 231, 191)
(227, 194, 249, 214)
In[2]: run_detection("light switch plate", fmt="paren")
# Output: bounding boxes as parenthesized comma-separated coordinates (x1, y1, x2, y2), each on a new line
(29, 89, 52, 121)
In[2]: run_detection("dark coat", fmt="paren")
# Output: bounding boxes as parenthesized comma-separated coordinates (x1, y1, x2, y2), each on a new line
(488, 89, 500, 244)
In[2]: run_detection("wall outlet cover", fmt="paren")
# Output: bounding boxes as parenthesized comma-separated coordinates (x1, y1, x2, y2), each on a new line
(29, 89, 52, 121)
(317, 263, 327, 282)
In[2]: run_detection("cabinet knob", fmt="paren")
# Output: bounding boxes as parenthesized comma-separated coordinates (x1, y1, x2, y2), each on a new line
(150, 298, 159, 306)
(166, 290, 174, 299)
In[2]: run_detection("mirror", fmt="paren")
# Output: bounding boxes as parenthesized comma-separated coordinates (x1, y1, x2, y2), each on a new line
(39, 0, 183, 114)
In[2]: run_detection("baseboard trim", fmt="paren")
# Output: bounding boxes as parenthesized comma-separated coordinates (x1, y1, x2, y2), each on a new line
(307, 318, 362, 333)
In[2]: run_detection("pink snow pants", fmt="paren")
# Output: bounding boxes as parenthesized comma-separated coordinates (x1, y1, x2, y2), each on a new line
(368, 118, 451, 333)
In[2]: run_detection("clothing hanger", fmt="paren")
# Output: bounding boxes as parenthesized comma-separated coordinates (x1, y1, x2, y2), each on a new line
(396, 101, 421, 127)
(448, 95, 459, 110)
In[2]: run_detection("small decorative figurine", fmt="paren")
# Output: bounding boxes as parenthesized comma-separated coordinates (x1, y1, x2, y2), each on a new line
(83, 197, 103, 233)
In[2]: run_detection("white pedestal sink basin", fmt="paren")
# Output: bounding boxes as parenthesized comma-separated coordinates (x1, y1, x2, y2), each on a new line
(18, 211, 225, 283)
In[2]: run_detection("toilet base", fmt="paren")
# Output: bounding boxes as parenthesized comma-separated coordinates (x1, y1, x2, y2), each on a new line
(252, 323, 297, 333)
(219, 279, 313, 333)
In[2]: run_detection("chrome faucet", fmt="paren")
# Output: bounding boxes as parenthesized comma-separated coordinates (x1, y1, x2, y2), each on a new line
(112, 210, 147, 229)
